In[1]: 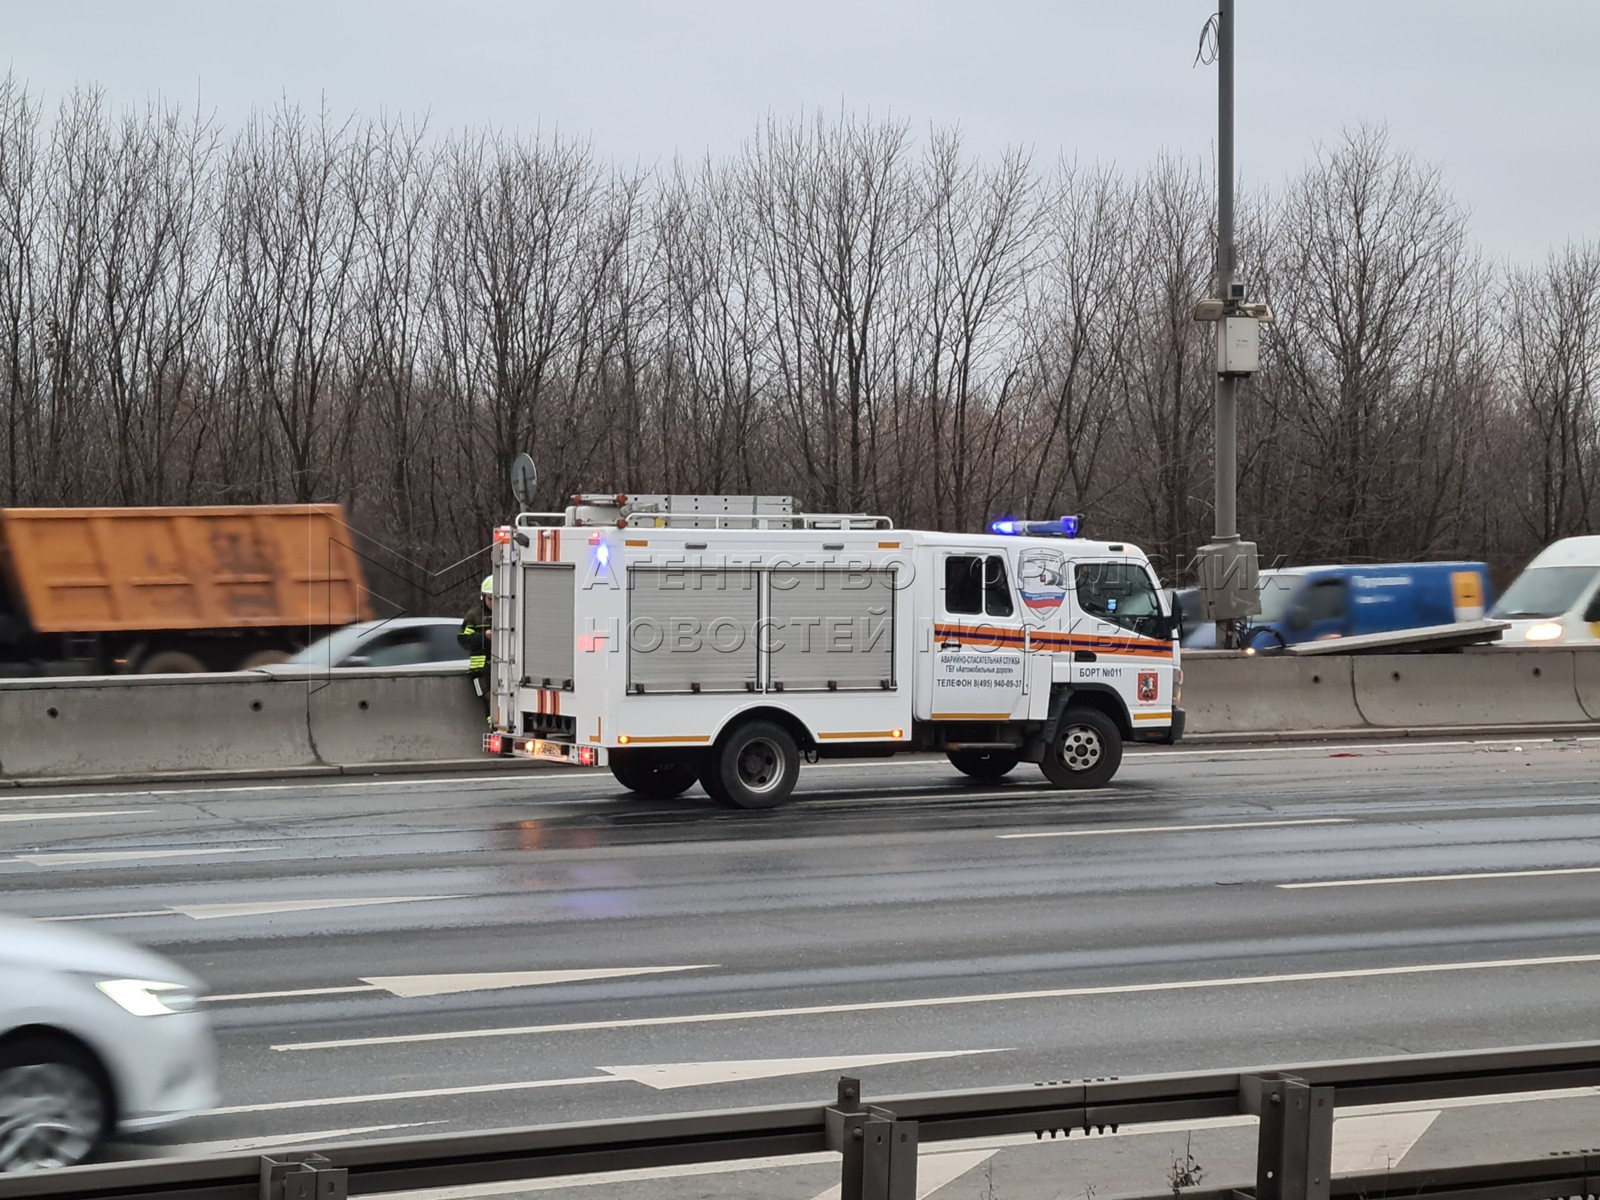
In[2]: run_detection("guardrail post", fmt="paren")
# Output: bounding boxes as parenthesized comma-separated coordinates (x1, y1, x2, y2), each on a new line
(1239, 1074, 1332, 1200)
(260, 1152, 348, 1200)
(827, 1075, 919, 1200)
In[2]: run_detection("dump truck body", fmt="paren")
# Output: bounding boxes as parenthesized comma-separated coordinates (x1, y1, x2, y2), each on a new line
(0, 505, 371, 674)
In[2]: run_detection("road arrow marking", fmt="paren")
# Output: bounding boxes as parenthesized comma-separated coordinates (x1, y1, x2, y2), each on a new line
(172, 896, 465, 920)
(6, 847, 273, 866)
(1331, 1110, 1438, 1172)
(808, 1147, 1000, 1200)
(214, 1049, 1004, 1114)
(361, 965, 717, 997)
(601, 1049, 1008, 1090)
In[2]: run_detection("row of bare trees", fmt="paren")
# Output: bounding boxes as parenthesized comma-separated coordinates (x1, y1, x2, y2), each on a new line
(0, 81, 1593, 610)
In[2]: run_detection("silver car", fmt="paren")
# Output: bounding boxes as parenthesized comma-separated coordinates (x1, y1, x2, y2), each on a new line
(0, 916, 218, 1171)
(262, 616, 467, 672)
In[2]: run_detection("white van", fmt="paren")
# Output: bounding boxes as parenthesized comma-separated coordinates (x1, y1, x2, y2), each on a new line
(1490, 536, 1600, 645)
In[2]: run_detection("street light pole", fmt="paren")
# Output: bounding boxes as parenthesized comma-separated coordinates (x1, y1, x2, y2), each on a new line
(1215, 0, 1237, 548)
(1194, 0, 1262, 649)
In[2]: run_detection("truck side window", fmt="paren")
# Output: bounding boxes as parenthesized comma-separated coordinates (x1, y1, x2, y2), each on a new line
(945, 555, 1015, 618)
(1076, 562, 1162, 637)
(945, 556, 983, 615)
(983, 556, 1015, 617)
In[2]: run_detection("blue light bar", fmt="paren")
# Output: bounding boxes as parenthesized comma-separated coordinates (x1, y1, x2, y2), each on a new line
(990, 515, 1081, 538)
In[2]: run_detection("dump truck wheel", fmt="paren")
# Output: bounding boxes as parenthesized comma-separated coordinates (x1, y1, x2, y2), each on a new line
(138, 650, 207, 674)
(609, 750, 698, 800)
(947, 749, 1020, 780)
(1039, 706, 1122, 790)
(704, 719, 800, 810)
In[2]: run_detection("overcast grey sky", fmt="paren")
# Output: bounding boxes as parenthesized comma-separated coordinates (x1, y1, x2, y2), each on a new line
(7, 1, 1594, 263)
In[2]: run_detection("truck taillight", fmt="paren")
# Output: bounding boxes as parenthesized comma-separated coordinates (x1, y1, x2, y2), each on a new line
(1174, 668, 1183, 704)
(494, 527, 512, 544)
(578, 747, 598, 767)
(487, 734, 503, 755)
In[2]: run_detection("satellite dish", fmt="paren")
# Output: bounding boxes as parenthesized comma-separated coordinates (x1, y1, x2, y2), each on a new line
(510, 453, 539, 510)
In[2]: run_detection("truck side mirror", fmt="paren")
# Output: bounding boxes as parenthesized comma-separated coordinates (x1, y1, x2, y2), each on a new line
(1585, 595, 1600, 623)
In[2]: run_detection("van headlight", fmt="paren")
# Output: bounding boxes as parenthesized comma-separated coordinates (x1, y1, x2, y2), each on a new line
(1524, 622, 1565, 642)
(95, 978, 200, 1016)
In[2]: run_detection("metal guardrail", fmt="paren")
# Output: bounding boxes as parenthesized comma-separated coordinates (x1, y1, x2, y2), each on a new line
(4, 1041, 1600, 1200)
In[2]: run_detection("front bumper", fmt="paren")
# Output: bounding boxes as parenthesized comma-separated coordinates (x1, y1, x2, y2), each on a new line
(110, 1011, 220, 1134)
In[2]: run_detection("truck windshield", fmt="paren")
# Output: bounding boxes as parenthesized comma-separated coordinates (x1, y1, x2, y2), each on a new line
(1490, 565, 1600, 619)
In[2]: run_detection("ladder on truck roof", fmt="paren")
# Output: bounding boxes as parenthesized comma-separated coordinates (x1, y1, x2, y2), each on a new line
(514, 494, 894, 531)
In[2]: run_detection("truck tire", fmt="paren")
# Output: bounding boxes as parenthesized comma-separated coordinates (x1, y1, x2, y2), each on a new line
(609, 750, 698, 800)
(948, 749, 1020, 780)
(702, 719, 800, 810)
(137, 650, 207, 674)
(1039, 706, 1123, 790)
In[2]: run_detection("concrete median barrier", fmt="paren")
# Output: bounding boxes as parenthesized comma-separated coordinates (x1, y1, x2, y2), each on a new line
(1181, 653, 1364, 735)
(302, 668, 486, 764)
(0, 674, 319, 779)
(1352, 649, 1588, 728)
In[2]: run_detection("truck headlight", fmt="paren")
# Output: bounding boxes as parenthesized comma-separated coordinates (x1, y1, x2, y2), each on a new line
(95, 978, 200, 1016)
(1524, 622, 1565, 642)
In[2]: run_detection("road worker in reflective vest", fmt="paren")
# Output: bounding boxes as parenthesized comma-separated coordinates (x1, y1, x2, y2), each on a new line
(459, 577, 492, 720)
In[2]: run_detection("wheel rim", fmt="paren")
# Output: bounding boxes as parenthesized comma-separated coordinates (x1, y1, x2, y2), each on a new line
(735, 737, 785, 794)
(1058, 724, 1104, 773)
(0, 1062, 103, 1172)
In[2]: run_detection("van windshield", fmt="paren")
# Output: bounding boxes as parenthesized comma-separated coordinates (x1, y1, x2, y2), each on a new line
(1490, 565, 1600, 619)
(1254, 573, 1301, 624)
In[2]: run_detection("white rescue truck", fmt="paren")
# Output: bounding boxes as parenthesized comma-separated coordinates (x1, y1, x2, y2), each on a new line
(484, 495, 1184, 807)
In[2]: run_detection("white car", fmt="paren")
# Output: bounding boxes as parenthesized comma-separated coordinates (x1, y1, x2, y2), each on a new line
(0, 916, 218, 1171)
(260, 617, 467, 672)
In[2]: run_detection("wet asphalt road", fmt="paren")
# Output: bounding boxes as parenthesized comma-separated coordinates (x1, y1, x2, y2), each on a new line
(4, 736, 1600, 1192)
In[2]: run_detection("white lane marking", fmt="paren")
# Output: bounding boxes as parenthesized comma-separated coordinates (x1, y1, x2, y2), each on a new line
(1000, 818, 1355, 840)
(158, 1122, 440, 1156)
(1281, 866, 1600, 890)
(601, 1049, 1006, 1091)
(274, 951, 1600, 1052)
(4, 846, 274, 866)
(203, 985, 380, 1003)
(808, 1148, 999, 1200)
(20, 734, 1591, 805)
(1350, 1085, 1600, 1116)
(208, 1075, 620, 1115)
(364, 965, 717, 998)
(173, 895, 466, 920)
(1330, 1110, 1438, 1173)
(40, 909, 173, 922)
(0, 809, 155, 823)
(35, 895, 468, 924)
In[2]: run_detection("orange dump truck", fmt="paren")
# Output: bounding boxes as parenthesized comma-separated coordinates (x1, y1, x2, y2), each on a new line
(0, 505, 371, 675)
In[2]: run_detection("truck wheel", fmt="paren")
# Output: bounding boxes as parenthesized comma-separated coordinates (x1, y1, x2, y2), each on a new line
(137, 650, 207, 674)
(1040, 706, 1123, 790)
(609, 750, 698, 800)
(703, 720, 800, 810)
(948, 750, 1020, 780)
